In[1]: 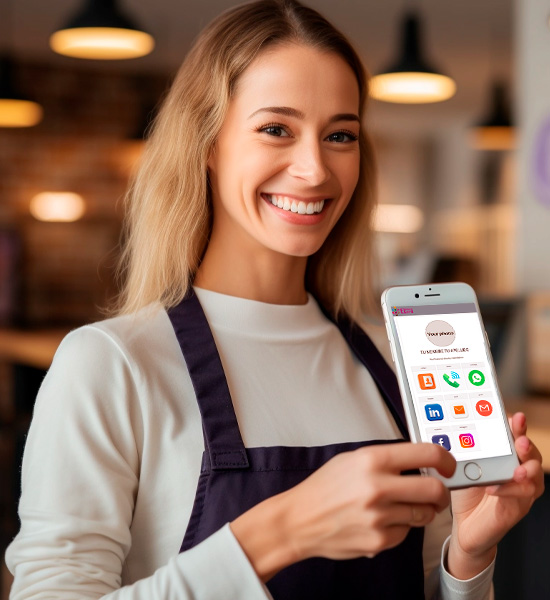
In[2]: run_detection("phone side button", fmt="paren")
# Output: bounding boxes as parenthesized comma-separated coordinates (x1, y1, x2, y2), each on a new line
(388, 339, 396, 363)
(464, 462, 482, 481)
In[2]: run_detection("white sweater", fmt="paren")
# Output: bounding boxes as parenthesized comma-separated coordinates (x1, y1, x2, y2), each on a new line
(5, 288, 493, 599)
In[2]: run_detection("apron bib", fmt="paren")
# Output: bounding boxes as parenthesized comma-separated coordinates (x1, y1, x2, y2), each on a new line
(168, 291, 425, 599)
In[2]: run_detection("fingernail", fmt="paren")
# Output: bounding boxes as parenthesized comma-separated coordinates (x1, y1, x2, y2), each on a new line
(519, 437, 530, 452)
(515, 468, 527, 482)
(412, 507, 425, 523)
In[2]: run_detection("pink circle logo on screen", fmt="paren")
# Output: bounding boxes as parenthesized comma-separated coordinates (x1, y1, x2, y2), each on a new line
(425, 320, 456, 347)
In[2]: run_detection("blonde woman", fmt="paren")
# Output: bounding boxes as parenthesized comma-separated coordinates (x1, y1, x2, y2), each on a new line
(6, 1, 543, 599)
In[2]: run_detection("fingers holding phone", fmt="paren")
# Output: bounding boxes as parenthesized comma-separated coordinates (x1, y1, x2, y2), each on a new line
(275, 441, 455, 561)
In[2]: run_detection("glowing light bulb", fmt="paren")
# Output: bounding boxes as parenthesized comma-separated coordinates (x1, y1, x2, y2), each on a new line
(30, 192, 86, 222)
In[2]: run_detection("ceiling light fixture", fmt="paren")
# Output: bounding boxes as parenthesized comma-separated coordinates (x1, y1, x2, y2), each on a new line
(50, 0, 154, 60)
(470, 82, 515, 151)
(0, 55, 43, 127)
(370, 13, 456, 104)
(0, 0, 43, 127)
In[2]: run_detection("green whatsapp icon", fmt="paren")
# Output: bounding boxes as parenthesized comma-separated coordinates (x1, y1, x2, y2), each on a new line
(468, 369, 485, 386)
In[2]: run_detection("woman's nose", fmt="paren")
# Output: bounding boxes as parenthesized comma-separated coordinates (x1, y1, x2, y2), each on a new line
(287, 140, 330, 186)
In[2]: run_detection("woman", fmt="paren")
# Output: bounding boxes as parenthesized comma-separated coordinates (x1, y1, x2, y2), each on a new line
(6, 1, 543, 598)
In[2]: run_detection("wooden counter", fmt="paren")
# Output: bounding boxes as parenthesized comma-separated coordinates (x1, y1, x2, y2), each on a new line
(0, 329, 70, 370)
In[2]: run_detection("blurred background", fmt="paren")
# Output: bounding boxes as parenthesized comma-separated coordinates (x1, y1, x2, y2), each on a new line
(0, 0, 549, 597)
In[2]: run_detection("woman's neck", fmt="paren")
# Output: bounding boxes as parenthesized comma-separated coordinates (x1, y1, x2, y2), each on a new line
(194, 241, 309, 306)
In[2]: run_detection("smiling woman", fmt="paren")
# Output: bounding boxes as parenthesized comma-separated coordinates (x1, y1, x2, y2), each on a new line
(115, 0, 377, 320)
(5, 1, 543, 599)
(198, 44, 361, 300)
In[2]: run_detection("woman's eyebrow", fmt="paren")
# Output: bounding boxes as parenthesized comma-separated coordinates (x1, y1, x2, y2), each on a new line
(248, 106, 360, 124)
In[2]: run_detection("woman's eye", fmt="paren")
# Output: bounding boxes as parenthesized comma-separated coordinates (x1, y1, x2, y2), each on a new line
(261, 125, 289, 137)
(326, 131, 358, 143)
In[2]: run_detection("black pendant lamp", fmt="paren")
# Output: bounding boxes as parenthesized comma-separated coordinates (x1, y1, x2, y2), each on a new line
(50, 0, 155, 60)
(370, 13, 456, 104)
(470, 82, 515, 150)
(0, 55, 43, 127)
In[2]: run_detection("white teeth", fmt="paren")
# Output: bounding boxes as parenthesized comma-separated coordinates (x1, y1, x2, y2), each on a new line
(265, 194, 326, 215)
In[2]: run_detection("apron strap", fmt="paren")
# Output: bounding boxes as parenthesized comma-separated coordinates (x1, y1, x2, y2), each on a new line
(330, 315, 410, 440)
(167, 290, 249, 470)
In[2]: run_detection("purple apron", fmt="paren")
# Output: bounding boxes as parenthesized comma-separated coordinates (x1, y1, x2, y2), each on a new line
(168, 291, 425, 599)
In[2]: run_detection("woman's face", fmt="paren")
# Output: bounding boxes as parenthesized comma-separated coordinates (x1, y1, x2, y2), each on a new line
(207, 43, 361, 260)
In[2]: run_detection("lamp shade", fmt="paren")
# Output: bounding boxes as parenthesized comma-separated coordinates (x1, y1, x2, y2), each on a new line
(370, 13, 456, 104)
(0, 56, 43, 127)
(470, 82, 515, 150)
(50, 0, 154, 60)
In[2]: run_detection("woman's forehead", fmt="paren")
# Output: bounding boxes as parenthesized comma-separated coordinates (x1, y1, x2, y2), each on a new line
(232, 44, 360, 118)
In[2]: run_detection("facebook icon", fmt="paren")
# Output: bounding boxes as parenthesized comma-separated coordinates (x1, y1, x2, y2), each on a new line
(431, 434, 451, 451)
(425, 403, 444, 421)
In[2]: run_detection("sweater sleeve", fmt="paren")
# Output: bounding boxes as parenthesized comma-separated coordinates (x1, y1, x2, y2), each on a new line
(423, 495, 494, 600)
(5, 326, 270, 600)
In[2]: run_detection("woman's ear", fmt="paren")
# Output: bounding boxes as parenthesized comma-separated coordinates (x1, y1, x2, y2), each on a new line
(206, 143, 217, 172)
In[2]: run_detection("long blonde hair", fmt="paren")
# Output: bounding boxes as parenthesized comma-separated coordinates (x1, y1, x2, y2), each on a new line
(115, 0, 378, 321)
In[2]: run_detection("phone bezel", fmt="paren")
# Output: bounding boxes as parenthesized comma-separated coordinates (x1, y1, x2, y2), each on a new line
(381, 282, 519, 489)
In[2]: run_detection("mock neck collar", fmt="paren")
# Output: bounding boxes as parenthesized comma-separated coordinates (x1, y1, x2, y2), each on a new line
(193, 286, 331, 340)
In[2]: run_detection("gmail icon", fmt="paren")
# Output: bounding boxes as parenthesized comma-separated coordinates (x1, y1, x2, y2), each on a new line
(451, 403, 468, 419)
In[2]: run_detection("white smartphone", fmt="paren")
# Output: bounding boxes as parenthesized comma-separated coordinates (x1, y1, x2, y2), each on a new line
(381, 282, 519, 489)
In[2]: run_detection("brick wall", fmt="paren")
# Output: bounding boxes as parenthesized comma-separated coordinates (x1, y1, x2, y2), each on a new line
(0, 60, 168, 326)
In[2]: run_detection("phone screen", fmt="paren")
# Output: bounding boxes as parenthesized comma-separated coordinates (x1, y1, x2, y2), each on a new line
(391, 302, 512, 462)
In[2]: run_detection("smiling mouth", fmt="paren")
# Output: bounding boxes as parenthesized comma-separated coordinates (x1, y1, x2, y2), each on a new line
(262, 193, 328, 215)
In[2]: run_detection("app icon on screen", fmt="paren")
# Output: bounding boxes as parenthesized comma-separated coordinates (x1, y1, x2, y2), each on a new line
(443, 371, 461, 388)
(418, 373, 436, 390)
(425, 403, 444, 421)
(459, 433, 475, 448)
(452, 404, 468, 419)
(431, 434, 451, 451)
(476, 400, 493, 416)
(468, 369, 486, 386)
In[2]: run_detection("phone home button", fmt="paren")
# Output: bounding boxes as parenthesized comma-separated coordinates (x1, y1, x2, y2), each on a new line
(464, 462, 482, 481)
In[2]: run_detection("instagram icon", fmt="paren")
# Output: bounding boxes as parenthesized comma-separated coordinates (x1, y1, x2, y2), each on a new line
(459, 433, 475, 449)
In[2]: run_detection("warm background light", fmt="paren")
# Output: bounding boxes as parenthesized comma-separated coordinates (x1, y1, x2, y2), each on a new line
(0, 98, 43, 127)
(30, 192, 86, 222)
(50, 27, 155, 60)
(373, 204, 425, 233)
(469, 126, 516, 151)
(370, 72, 456, 104)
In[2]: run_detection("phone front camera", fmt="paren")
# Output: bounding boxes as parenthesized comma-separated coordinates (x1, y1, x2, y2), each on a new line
(415, 293, 419, 298)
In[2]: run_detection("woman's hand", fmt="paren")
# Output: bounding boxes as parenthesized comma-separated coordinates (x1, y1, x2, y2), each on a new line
(447, 412, 545, 580)
(230, 442, 456, 582)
